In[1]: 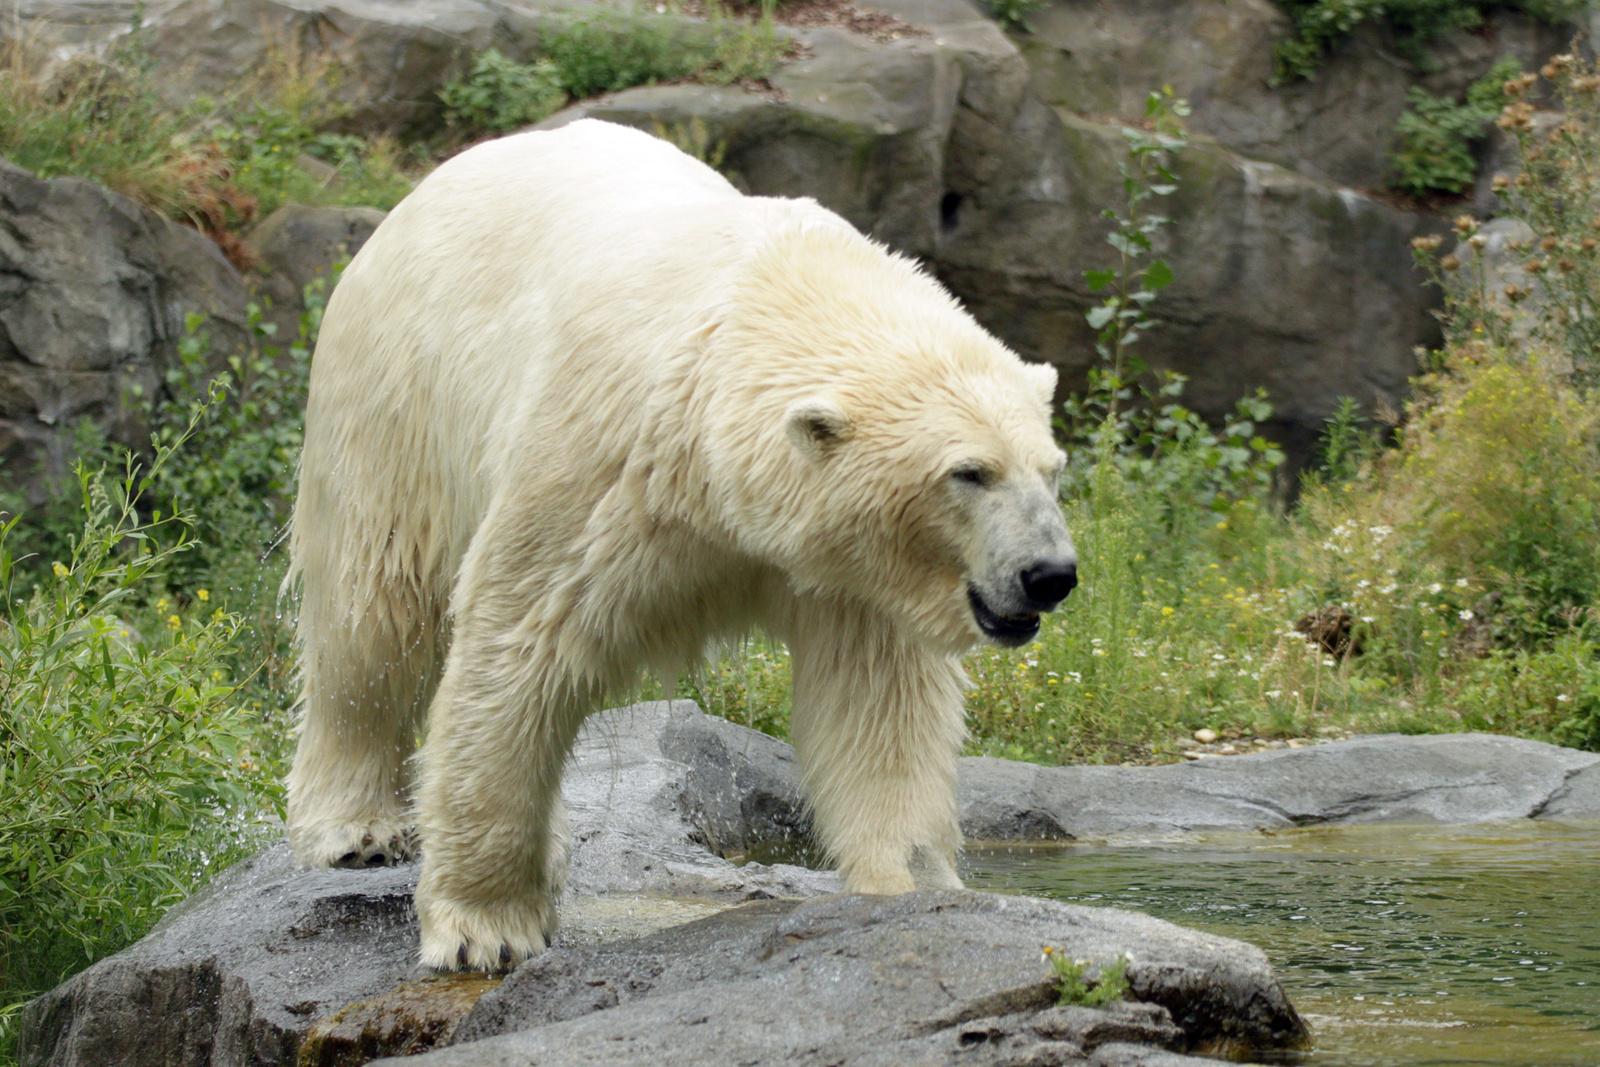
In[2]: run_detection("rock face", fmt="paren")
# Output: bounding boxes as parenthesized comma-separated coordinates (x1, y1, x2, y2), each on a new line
(20, 701, 1599, 1067)
(428, 892, 1308, 1066)
(244, 204, 387, 346)
(1016, 1, 1570, 190)
(0, 159, 250, 502)
(15, 0, 1581, 466)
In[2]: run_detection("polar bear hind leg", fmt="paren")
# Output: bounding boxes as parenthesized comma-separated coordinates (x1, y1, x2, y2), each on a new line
(286, 527, 445, 869)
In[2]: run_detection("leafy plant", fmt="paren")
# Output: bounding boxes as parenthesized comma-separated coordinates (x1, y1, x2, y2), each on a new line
(0, 441, 282, 1055)
(1043, 948, 1132, 1007)
(1391, 56, 1519, 197)
(1082, 86, 1189, 418)
(1314, 396, 1384, 485)
(1490, 52, 1600, 385)
(439, 48, 567, 135)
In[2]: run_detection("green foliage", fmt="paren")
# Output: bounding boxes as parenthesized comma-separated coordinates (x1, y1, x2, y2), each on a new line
(542, 15, 709, 99)
(1270, 0, 1577, 84)
(1083, 87, 1190, 413)
(673, 635, 793, 738)
(1311, 356, 1600, 648)
(1314, 397, 1384, 485)
(439, 49, 567, 134)
(1062, 378, 1285, 523)
(1044, 949, 1132, 1007)
(135, 290, 320, 596)
(1391, 57, 1519, 197)
(0, 444, 282, 1054)
(439, 7, 785, 141)
(1488, 53, 1600, 384)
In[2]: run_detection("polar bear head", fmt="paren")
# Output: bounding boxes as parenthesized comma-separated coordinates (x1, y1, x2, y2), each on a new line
(705, 217, 1078, 652)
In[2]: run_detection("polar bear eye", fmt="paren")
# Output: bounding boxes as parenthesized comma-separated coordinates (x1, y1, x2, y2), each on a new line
(950, 463, 991, 487)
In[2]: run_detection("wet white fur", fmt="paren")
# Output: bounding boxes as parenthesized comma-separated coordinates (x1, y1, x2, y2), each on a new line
(285, 120, 1071, 972)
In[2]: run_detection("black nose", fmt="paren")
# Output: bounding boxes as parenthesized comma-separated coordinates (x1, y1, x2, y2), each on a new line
(1021, 559, 1078, 610)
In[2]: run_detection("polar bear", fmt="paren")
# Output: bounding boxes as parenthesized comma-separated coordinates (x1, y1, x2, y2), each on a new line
(285, 119, 1077, 972)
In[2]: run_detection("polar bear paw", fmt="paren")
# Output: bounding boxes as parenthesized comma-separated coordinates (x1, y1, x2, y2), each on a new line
(290, 819, 417, 869)
(417, 893, 558, 973)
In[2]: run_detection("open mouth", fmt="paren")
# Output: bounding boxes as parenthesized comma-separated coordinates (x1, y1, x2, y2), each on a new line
(967, 586, 1040, 647)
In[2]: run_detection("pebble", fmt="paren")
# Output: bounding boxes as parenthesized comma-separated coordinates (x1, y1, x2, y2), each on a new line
(1193, 728, 1218, 744)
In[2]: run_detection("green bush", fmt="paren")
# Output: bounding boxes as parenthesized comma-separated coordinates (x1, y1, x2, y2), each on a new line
(439, 49, 566, 134)
(0, 450, 283, 1053)
(544, 15, 709, 99)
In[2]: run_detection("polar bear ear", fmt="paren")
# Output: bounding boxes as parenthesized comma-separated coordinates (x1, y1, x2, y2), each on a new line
(1021, 361, 1058, 409)
(785, 397, 853, 458)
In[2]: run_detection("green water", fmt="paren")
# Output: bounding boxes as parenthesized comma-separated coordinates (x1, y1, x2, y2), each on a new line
(961, 822, 1600, 1067)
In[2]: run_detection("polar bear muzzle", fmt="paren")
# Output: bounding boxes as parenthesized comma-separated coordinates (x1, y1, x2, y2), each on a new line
(967, 555, 1076, 648)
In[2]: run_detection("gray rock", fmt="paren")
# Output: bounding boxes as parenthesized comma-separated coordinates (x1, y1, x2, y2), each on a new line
(18, 844, 417, 1067)
(0, 158, 250, 502)
(959, 732, 1600, 841)
(142, 0, 508, 136)
(1017, 1, 1573, 190)
(1539, 760, 1600, 821)
(23, 700, 1596, 1067)
(425, 891, 1307, 1065)
(561, 702, 836, 900)
(658, 700, 812, 853)
(245, 203, 387, 346)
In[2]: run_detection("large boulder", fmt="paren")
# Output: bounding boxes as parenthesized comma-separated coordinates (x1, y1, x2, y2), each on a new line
(21, 702, 1316, 1067)
(935, 112, 1445, 461)
(0, 158, 250, 503)
(244, 204, 387, 345)
(17, 702, 832, 1067)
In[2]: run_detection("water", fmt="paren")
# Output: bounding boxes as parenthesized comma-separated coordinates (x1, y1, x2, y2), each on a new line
(960, 822, 1600, 1067)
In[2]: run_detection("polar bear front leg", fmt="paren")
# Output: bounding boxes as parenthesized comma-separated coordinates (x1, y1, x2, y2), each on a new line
(413, 632, 590, 973)
(786, 607, 969, 895)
